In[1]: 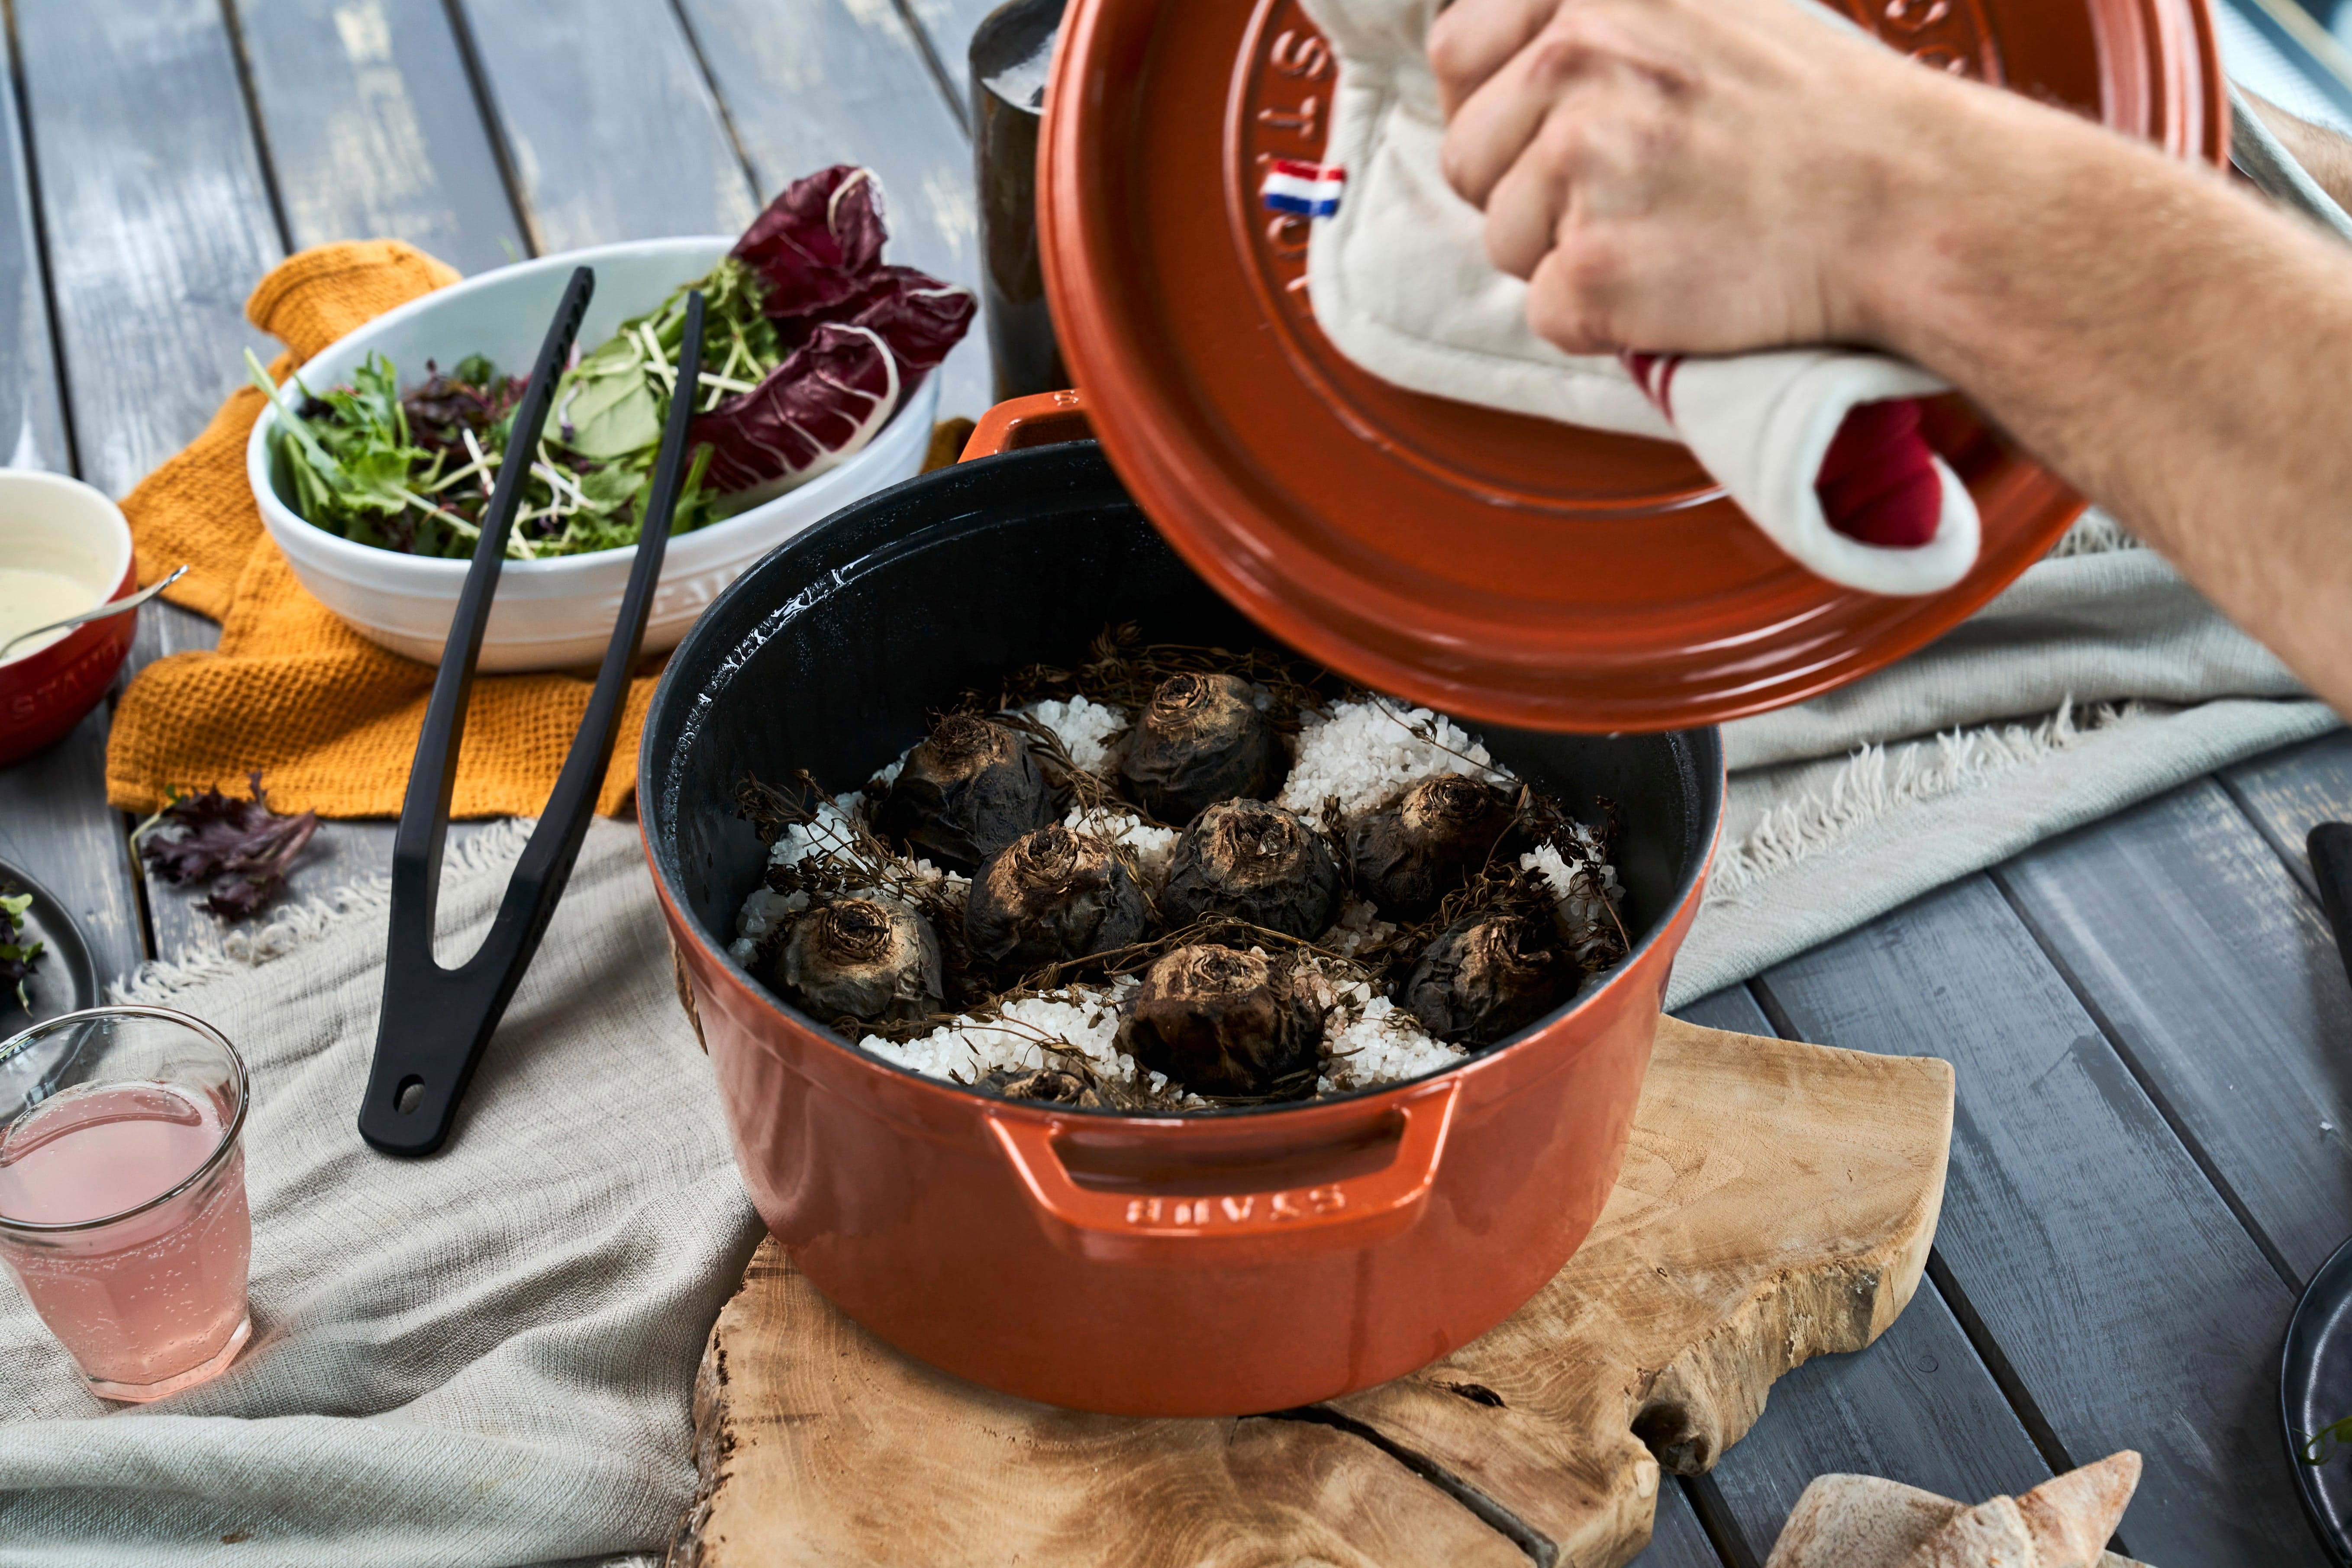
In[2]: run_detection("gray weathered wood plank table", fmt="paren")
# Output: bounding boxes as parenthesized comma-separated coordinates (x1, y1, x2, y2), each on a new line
(2, 2, 2348, 1562)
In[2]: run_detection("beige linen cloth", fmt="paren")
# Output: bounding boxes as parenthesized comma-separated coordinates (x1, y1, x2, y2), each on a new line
(1671, 518, 2342, 1007)
(0, 819, 761, 1567)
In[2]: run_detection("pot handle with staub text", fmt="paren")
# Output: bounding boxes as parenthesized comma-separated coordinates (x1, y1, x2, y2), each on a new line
(986, 1076, 1460, 1265)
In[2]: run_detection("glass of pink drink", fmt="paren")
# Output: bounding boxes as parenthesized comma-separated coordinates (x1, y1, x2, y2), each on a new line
(0, 1005, 253, 1402)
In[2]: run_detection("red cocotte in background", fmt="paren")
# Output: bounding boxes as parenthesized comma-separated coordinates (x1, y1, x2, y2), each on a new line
(0, 473, 139, 768)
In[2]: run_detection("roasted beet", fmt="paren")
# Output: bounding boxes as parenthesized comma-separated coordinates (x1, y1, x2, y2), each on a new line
(1350, 775, 1519, 920)
(1161, 800, 1341, 939)
(1403, 911, 1577, 1048)
(977, 1066, 1103, 1108)
(1125, 945, 1322, 1097)
(876, 715, 1055, 872)
(776, 896, 943, 1025)
(965, 825, 1148, 972)
(1118, 673, 1287, 825)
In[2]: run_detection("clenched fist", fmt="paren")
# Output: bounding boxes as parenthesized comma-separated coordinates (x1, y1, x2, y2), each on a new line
(1427, 0, 2000, 356)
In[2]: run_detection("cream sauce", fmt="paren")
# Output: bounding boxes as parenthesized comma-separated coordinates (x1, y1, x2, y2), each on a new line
(0, 568, 102, 663)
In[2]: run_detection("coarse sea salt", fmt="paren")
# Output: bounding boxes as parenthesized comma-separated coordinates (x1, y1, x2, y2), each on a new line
(1278, 698, 1511, 818)
(1026, 695, 1127, 774)
(731, 791, 969, 967)
(1065, 804, 1179, 879)
(1320, 996, 1464, 1092)
(1520, 840, 1625, 961)
(861, 978, 1145, 1086)
(1322, 896, 1397, 958)
(764, 794, 865, 871)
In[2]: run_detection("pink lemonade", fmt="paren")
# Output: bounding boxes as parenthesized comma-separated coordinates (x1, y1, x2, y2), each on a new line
(0, 1081, 252, 1397)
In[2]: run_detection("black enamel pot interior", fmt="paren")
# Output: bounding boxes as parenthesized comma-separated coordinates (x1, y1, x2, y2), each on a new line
(644, 440, 1721, 989)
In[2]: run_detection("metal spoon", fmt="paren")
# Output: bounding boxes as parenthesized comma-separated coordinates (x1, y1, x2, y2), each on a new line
(0, 565, 188, 658)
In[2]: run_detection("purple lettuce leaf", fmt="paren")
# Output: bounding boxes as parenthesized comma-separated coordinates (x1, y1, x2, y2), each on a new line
(838, 266, 978, 373)
(768, 265, 978, 361)
(138, 774, 321, 923)
(688, 323, 903, 497)
(689, 266, 976, 497)
(731, 165, 890, 320)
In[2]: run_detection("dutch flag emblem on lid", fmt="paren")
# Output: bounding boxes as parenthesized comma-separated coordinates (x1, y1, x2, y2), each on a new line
(1261, 159, 1346, 219)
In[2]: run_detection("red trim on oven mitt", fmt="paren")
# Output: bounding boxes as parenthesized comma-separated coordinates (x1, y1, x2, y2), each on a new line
(1817, 397, 1942, 548)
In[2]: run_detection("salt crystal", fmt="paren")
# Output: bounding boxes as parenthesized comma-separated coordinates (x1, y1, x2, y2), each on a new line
(1064, 805, 1178, 880)
(1278, 698, 1510, 817)
(1321, 997, 1465, 1091)
(1026, 695, 1127, 774)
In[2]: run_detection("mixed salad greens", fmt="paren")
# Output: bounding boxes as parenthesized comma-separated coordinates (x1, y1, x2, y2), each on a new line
(0, 886, 40, 1012)
(255, 166, 975, 562)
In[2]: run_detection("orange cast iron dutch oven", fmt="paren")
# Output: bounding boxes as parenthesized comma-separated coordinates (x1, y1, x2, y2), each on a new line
(646, 0, 2226, 1416)
(640, 410, 1723, 1418)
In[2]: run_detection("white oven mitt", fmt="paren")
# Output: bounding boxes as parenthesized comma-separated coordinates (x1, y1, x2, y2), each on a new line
(1289, 0, 1981, 597)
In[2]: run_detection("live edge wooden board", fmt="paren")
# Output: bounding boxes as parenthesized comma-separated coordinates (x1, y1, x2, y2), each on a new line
(666, 1019, 1955, 1568)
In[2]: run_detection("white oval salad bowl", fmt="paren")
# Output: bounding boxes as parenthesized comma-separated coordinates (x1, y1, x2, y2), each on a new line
(245, 237, 939, 672)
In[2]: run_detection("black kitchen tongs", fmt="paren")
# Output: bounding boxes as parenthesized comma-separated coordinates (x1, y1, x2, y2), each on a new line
(358, 269, 706, 1157)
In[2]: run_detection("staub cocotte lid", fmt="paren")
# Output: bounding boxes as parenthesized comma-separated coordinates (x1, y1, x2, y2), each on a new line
(1038, 0, 2227, 732)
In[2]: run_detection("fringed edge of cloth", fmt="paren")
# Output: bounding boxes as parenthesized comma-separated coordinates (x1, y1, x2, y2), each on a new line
(112, 817, 538, 1002)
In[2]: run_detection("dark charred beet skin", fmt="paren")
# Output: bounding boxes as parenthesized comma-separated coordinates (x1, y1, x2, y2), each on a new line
(876, 715, 1055, 873)
(1350, 775, 1519, 921)
(1118, 673, 1287, 825)
(1404, 911, 1578, 1049)
(776, 895, 943, 1025)
(1125, 945, 1322, 1097)
(1161, 800, 1341, 940)
(977, 1066, 1102, 1108)
(965, 825, 1148, 972)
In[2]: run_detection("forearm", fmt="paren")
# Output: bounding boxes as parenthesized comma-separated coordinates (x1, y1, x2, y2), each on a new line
(1860, 89, 2352, 716)
(2247, 93, 2352, 213)
(1428, 0, 2352, 713)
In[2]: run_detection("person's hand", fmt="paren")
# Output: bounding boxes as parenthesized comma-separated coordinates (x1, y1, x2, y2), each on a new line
(1438, 0, 2352, 723)
(1428, 0, 2004, 356)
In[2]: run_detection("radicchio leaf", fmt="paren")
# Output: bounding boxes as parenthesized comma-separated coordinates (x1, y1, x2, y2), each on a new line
(688, 323, 903, 498)
(138, 774, 321, 922)
(769, 265, 979, 361)
(687, 267, 977, 498)
(840, 266, 979, 374)
(402, 358, 526, 458)
(696, 166, 977, 499)
(732, 165, 890, 319)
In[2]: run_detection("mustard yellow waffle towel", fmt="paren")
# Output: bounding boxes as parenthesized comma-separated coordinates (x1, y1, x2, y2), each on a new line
(106, 240, 660, 818)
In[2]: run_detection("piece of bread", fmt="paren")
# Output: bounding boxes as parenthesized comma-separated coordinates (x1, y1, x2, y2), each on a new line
(1765, 1474, 1964, 1567)
(2015, 1452, 2143, 1566)
(1764, 1452, 2145, 1568)
(1907, 1495, 2038, 1568)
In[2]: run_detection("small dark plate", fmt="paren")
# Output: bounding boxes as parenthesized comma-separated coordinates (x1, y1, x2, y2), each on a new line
(0, 861, 100, 1029)
(2285, 1231, 2352, 1564)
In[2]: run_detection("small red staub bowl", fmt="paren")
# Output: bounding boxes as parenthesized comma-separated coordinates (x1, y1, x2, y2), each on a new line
(0, 472, 138, 768)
